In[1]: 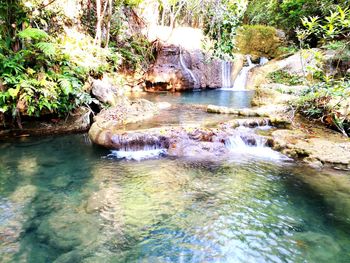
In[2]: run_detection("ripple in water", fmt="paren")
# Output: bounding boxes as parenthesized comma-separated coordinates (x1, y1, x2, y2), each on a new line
(0, 134, 350, 262)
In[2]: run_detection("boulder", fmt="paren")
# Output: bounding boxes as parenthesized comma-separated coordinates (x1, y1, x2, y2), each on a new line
(91, 79, 118, 106)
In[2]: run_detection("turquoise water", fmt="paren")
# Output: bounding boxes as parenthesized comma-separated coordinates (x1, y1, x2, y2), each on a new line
(1, 134, 350, 262)
(129, 90, 255, 108)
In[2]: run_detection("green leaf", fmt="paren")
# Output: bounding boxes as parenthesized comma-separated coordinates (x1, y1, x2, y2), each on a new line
(18, 28, 48, 41)
(8, 87, 20, 98)
(35, 42, 56, 57)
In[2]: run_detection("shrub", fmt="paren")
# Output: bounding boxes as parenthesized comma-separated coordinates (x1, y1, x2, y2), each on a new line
(235, 25, 284, 58)
(268, 70, 304, 86)
(292, 80, 350, 136)
(0, 28, 94, 122)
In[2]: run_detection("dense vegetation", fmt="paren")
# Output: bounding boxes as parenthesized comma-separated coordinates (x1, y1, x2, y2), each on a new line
(0, 0, 349, 136)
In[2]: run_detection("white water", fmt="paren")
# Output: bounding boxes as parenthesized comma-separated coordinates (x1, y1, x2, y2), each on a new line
(231, 55, 257, 91)
(260, 57, 269, 65)
(221, 61, 232, 89)
(109, 147, 167, 161)
(179, 47, 200, 90)
(225, 135, 284, 160)
(225, 126, 286, 160)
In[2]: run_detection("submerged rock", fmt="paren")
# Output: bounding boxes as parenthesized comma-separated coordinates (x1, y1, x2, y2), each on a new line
(37, 209, 100, 251)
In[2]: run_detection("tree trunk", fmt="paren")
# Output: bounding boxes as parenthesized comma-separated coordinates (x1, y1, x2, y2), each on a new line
(105, 0, 113, 47)
(94, 0, 109, 47)
(94, 0, 102, 46)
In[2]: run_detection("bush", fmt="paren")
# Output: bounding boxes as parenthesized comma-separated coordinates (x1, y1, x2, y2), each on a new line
(292, 80, 350, 136)
(0, 28, 94, 122)
(235, 25, 284, 58)
(268, 70, 304, 86)
(245, 0, 350, 40)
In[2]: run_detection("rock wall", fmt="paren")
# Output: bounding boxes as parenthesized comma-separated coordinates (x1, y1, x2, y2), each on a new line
(144, 43, 223, 92)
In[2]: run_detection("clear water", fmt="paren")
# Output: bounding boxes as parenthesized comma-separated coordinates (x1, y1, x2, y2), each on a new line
(1, 134, 350, 262)
(124, 104, 235, 130)
(128, 89, 254, 108)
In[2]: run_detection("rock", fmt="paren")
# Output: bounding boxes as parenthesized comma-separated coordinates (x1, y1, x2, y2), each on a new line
(0, 106, 92, 139)
(168, 139, 229, 159)
(92, 98, 159, 128)
(232, 54, 244, 81)
(144, 43, 224, 91)
(247, 49, 340, 89)
(37, 209, 99, 251)
(207, 105, 239, 115)
(271, 128, 350, 169)
(91, 79, 118, 106)
(206, 105, 269, 117)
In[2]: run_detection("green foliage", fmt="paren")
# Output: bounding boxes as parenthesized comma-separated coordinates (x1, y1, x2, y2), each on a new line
(268, 70, 304, 86)
(0, 28, 93, 120)
(235, 25, 284, 58)
(203, 0, 247, 59)
(292, 80, 350, 136)
(116, 36, 154, 71)
(297, 6, 350, 44)
(245, 0, 350, 39)
(18, 28, 49, 41)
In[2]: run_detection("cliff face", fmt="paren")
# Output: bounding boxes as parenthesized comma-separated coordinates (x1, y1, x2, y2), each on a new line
(144, 43, 223, 92)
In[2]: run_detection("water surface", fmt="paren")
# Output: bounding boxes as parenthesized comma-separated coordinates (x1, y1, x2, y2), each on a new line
(1, 135, 350, 262)
(129, 89, 254, 108)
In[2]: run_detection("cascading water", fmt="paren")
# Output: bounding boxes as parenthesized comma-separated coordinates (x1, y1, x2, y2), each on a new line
(109, 146, 167, 161)
(224, 125, 286, 160)
(260, 57, 269, 65)
(221, 61, 232, 88)
(107, 134, 168, 161)
(231, 55, 257, 90)
(179, 47, 200, 90)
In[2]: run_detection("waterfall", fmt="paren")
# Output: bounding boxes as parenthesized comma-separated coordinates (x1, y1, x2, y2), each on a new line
(108, 145, 167, 161)
(179, 47, 200, 90)
(231, 55, 256, 90)
(221, 61, 232, 88)
(259, 57, 269, 66)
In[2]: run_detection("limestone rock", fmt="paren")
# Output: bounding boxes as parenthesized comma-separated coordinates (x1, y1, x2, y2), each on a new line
(91, 79, 118, 106)
(145, 43, 225, 91)
(271, 128, 350, 170)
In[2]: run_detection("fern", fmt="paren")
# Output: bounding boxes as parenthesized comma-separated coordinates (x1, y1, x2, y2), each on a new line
(18, 28, 49, 41)
(35, 42, 56, 57)
(58, 77, 73, 95)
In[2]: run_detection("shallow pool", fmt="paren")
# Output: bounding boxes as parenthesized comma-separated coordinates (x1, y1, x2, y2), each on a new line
(128, 89, 255, 108)
(1, 134, 350, 262)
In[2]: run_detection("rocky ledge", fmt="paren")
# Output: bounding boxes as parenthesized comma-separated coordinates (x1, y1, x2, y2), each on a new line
(271, 120, 350, 170)
(89, 113, 273, 160)
(0, 107, 91, 139)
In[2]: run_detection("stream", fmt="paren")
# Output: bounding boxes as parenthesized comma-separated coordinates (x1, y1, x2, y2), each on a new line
(1, 91, 350, 262)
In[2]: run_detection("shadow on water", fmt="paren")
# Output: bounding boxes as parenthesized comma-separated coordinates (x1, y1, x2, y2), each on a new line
(0, 135, 107, 262)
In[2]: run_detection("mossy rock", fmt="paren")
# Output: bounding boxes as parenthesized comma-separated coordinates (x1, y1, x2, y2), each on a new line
(235, 25, 285, 59)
